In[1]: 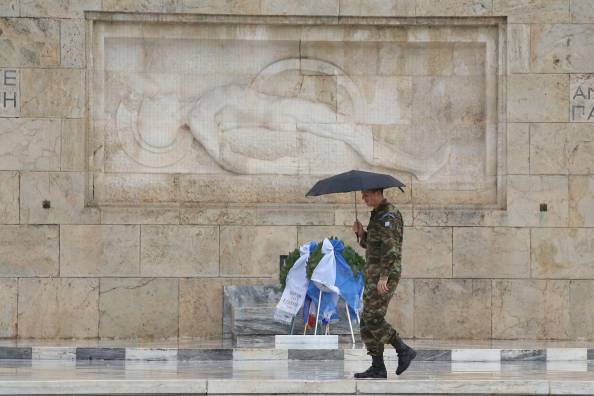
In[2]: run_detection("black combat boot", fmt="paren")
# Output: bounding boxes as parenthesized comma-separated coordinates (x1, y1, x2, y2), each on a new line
(391, 337, 417, 375)
(354, 355, 387, 379)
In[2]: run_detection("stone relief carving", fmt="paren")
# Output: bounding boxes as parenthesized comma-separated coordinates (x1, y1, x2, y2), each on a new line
(93, 20, 503, 207)
(115, 57, 450, 181)
(185, 58, 450, 180)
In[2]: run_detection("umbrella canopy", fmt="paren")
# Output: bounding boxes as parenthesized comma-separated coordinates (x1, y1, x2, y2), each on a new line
(306, 170, 406, 197)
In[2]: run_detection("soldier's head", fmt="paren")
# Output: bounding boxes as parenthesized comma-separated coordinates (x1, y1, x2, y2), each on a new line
(361, 188, 384, 208)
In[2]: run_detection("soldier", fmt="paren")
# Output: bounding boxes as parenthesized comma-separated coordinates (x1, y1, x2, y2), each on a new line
(352, 188, 416, 379)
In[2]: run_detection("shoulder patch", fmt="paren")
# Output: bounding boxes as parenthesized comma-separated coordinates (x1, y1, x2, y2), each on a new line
(379, 212, 396, 220)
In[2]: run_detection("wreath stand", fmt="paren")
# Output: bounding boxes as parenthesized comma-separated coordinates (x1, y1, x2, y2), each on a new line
(275, 288, 360, 349)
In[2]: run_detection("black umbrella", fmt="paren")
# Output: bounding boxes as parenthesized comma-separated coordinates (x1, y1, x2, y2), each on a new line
(306, 169, 405, 222)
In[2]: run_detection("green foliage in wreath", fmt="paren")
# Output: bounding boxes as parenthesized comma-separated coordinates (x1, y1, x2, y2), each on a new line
(279, 247, 301, 289)
(279, 237, 365, 289)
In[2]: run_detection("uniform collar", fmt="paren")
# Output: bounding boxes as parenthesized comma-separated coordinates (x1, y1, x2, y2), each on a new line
(371, 199, 391, 216)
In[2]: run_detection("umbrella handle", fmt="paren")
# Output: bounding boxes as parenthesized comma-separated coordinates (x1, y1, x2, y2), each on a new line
(354, 191, 358, 221)
(354, 191, 359, 243)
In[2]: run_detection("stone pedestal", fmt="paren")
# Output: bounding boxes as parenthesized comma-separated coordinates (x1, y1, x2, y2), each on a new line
(224, 285, 360, 345)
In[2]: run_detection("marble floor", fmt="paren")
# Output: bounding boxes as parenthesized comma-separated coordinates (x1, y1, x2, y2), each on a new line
(2, 359, 594, 395)
(1, 359, 594, 381)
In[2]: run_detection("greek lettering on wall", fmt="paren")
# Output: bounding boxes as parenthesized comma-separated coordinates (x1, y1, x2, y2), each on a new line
(571, 74, 594, 122)
(0, 69, 18, 117)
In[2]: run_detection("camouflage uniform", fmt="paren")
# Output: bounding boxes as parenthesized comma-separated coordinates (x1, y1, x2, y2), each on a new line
(358, 198, 403, 357)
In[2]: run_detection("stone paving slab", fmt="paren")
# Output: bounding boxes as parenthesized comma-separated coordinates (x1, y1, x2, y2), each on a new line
(0, 378, 586, 395)
(0, 379, 208, 395)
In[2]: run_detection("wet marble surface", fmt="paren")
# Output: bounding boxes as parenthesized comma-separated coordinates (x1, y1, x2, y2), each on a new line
(0, 359, 594, 381)
(1, 359, 594, 394)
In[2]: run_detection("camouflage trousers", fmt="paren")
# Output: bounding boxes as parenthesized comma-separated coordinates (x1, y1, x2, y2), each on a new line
(360, 276, 400, 357)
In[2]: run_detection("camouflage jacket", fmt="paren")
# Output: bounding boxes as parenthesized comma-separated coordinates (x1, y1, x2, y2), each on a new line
(358, 199, 403, 281)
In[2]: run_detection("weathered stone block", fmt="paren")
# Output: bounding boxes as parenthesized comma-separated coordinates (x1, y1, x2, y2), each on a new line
(0, 278, 17, 337)
(103, 0, 181, 12)
(416, 0, 492, 15)
(181, 206, 256, 225)
(530, 123, 568, 175)
(402, 227, 452, 278)
(60, 225, 140, 277)
(412, 176, 498, 207)
(102, 207, 180, 225)
(508, 24, 530, 73)
(93, 173, 178, 204)
(18, 278, 99, 338)
(60, 118, 85, 171)
(0, 118, 60, 171)
(412, 208, 493, 227)
(220, 226, 297, 278)
(141, 225, 219, 277)
(506, 175, 569, 227)
(508, 74, 569, 122)
(492, 280, 570, 339)
(21, 69, 84, 118)
(532, 228, 594, 279)
(99, 278, 178, 339)
(20, 172, 100, 224)
(571, 0, 594, 22)
(494, 0, 569, 23)
(569, 176, 594, 227)
(567, 123, 594, 173)
(255, 206, 335, 226)
(338, 0, 415, 16)
(181, 0, 260, 14)
(453, 227, 530, 278)
(386, 278, 414, 338)
(0, 225, 58, 276)
(569, 280, 594, 339)
(20, 0, 101, 18)
(180, 278, 224, 339)
(0, 171, 18, 224)
(507, 123, 529, 174)
(0, 18, 59, 67)
(0, 1, 18, 16)
(61, 19, 85, 68)
(531, 24, 594, 73)
(179, 277, 269, 339)
(414, 279, 491, 339)
(260, 0, 338, 15)
(335, 206, 413, 227)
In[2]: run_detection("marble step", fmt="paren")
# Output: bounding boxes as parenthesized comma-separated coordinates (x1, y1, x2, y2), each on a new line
(0, 346, 592, 362)
(231, 304, 361, 337)
(0, 378, 592, 395)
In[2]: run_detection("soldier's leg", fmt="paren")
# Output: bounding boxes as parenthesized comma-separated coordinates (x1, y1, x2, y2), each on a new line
(355, 279, 390, 379)
(360, 277, 400, 356)
(360, 277, 416, 376)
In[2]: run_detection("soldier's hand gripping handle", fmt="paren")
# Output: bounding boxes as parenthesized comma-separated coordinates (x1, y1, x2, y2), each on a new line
(352, 220, 364, 237)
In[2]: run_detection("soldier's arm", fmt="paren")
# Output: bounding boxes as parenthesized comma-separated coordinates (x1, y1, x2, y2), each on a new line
(378, 211, 403, 279)
(359, 230, 368, 249)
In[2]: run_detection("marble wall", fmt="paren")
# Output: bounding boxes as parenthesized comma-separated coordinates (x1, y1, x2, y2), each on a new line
(0, 0, 592, 341)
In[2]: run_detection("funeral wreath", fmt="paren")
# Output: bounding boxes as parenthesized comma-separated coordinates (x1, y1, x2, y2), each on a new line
(279, 236, 365, 289)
